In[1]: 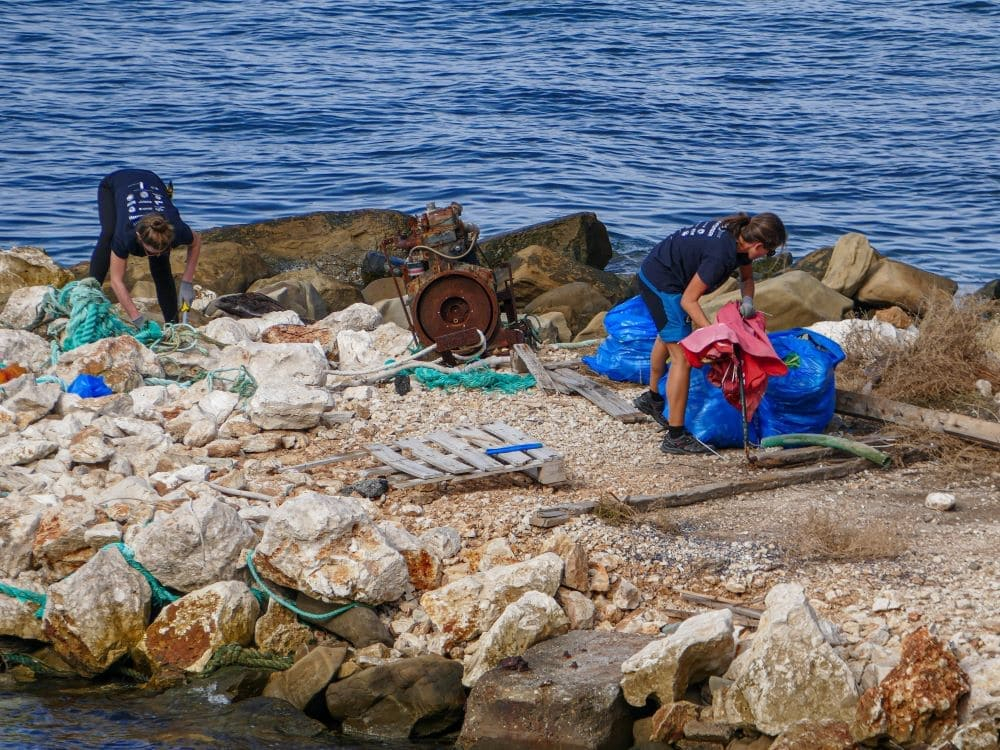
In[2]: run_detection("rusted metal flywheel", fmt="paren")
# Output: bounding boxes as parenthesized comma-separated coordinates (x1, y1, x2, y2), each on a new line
(410, 269, 500, 350)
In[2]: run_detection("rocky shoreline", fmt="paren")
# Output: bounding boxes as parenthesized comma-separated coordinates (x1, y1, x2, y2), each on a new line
(1, 210, 998, 749)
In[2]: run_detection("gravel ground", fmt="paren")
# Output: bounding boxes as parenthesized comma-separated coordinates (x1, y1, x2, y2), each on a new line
(267, 349, 1000, 662)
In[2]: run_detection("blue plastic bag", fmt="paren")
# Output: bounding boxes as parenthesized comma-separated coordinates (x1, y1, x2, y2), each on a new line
(67, 373, 114, 398)
(674, 366, 761, 448)
(582, 296, 657, 384)
(756, 329, 845, 437)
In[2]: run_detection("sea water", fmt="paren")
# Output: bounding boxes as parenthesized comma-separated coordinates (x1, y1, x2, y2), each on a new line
(0, 0, 997, 290)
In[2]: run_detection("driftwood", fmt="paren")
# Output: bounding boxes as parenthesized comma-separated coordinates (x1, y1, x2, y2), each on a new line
(748, 434, 894, 468)
(529, 448, 921, 527)
(836, 388, 1000, 449)
(510, 343, 568, 394)
(677, 589, 762, 621)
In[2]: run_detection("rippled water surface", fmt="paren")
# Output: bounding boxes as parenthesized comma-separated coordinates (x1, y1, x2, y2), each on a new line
(1, 1, 997, 288)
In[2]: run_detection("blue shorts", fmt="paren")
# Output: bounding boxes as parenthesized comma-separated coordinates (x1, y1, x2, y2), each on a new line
(638, 269, 692, 342)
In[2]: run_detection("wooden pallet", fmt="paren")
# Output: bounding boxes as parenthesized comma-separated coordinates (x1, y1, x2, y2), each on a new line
(363, 422, 566, 488)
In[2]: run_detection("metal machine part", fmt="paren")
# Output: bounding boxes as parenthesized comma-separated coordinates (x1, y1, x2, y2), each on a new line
(379, 201, 524, 360)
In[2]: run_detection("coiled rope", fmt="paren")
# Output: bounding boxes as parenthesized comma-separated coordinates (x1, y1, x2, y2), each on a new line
(43, 279, 162, 351)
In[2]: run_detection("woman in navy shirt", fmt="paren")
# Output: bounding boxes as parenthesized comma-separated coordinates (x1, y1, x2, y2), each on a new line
(633, 212, 786, 454)
(88, 168, 201, 327)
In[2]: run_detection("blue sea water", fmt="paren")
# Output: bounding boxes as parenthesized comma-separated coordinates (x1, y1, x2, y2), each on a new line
(1, 0, 998, 291)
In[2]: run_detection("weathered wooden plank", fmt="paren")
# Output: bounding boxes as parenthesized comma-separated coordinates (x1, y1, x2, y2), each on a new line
(625, 457, 882, 511)
(511, 343, 567, 394)
(449, 426, 533, 465)
(479, 422, 562, 461)
(391, 460, 548, 489)
(835, 389, 1000, 448)
(748, 435, 895, 469)
(365, 443, 442, 480)
(548, 368, 647, 422)
(662, 607, 759, 630)
(677, 590, 762, 620)
(396, 437, 476, 474)
(425, 431, 506, 471)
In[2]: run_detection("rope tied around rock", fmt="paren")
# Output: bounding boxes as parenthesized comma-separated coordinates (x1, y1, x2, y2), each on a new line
(200, 643, 293, 675)
(102, 542, 179, 610)
(245, 550, 363, 622)
(0, 581, 46, 618)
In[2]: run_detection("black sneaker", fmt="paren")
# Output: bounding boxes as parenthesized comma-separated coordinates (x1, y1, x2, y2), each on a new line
(660, 430, 712, 455)
(633, 390, 670, 429)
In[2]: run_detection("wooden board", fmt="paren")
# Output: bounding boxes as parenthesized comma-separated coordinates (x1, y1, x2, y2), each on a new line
(511, 343, 568, 394)
(835, 389, 1000, 448)
(548, 368, 648, 423)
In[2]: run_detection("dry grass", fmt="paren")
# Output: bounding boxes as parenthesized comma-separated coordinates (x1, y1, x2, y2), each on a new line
(783, 508, 907, 562)
(592, 493, 639, 526)
(837, 291, 1000, 414)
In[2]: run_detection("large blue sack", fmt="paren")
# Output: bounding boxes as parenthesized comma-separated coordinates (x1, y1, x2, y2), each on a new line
(582, 296, 656, 384)
(756, 329, 845, 437)
(676, 366, 762, 448)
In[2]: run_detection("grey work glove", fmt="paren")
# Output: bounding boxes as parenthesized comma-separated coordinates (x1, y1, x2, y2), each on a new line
(131, 314, 146, 329)
(179, 281, 195, 306)
(739, 295, 755, 319)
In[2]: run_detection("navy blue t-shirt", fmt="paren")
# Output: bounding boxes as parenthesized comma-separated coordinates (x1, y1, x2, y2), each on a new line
(106, 169, 194, 259)
(640, 220, 749, 294)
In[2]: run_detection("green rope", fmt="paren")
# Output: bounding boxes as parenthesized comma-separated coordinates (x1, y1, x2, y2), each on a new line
(408, 366, 535, 394)
(200, 643, 293, 675)
(103, 542, 179, 610)
(783, 352, 801, 368)
(1, 652, 76, 678)
(36, 374, 66, 390)
(245, 550, 360, 622)
(42, 278, 162, 351)
(197, 366, 258, 399)
(0, 581, 46, 618)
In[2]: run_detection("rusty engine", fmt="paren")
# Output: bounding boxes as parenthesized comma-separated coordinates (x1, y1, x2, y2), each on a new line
(375, 202, 527, 362)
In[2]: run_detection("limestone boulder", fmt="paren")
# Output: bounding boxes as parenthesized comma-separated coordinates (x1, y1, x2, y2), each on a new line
(0, 285, 51, 330)
(214, 341, 328, 388)
(418, 527, 462, 561)
(523, 282, 612, 336)
(462, 591, 570, 687)
(0, 578, 46, 640)
(621, 608, 736, 706)
(32, 496, 99, 579)
(821, 233, 880, 297)
(0, 435, 58, 466)
(136, 581, 259, 673)
(853, 626, 969, 746)
(771, 719, 855, 750)
(130, 497, 256, 593)
(0, 496, 45, 578)
(264, 645, 347, 710)
(336, 322, 412, 371)
(294, 591, 394, 648)
(0, 375, 61, 428)
(459, 630, 653, 750)
(257, 268, 363, 313)
(42, 546, 151, 677)
(68, 425, 115, 464)
(556, 589, 596, 630)
(704, 270, 853, 331)
(245, 383, 332, 430)
(419, 552, 563, 646)
(509, 244, 631, 308)
(532, 310, 572, 344)
(325, 654, 466, 740)
(541, 531, 589, 592)
(0, 246, 74, 307)
(248, 277, 328, 320)
(855, 257, 958, 313)
(574, 310, 608, 343)
(378, 521, 443, 591)
(200, 209, 413, 285)
(253, 599, 316, 656)
(960, 655, 1000, 720)
(253, 492, 408, 606)
(259, 323, 335, 355)
(477, 212, 613, 269)
(713, 583, 860, 735)
(54, 335, 164, 392)
(123, 240, 271, 296)
(0, 329, 51, 370)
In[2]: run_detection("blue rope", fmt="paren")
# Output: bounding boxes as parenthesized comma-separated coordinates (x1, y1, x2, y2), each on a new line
(245, 550, 360, 621)
(0, 581, 46, 618)
(103, 542, 179, 610)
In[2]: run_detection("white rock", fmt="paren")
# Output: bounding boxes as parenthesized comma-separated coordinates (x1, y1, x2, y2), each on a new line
(316, 303, 382, 333)
(1, 375, 62, 428)
(974, 378, 993, 398)
(462, 591, 570, 687)
(0, 435, 58, 466)
(84, 521, 123, 548)
(195, 390, 240, 425)
(246, 383, 332, 430)
(0, 286, 50, 331)
(0, 577, 46, 640)
(419, 527, 462, 560)
(342, 386, 375, 401)
(0, 327, 50, 369)
(129, 385, 170, 419)
(925, 491, 956, 512)
(0, 497, 45, 578)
